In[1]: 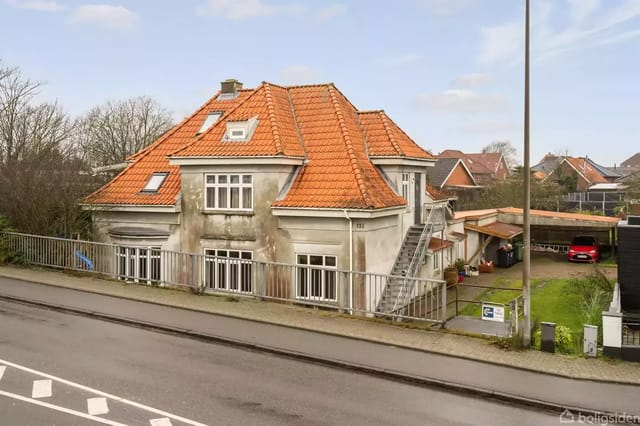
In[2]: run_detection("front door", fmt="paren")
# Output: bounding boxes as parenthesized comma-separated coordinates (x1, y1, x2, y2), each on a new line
(414, 172, 422, 224)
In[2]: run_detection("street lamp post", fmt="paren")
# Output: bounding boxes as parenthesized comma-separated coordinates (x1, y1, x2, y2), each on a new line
(522, 0, 532, 347)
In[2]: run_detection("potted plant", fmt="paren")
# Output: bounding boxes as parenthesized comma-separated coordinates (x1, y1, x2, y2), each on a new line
(444, 264, 458, 286)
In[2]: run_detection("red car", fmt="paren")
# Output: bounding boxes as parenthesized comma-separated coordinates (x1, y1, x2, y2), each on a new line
(568, 235, 600, 263)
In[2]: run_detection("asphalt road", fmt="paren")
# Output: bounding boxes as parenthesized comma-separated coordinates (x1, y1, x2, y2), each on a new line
(0, 299, 561, 426)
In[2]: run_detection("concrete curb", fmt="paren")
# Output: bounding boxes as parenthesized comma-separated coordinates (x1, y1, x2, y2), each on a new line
(1, 269, 638, 387)
(0, 292, 613, 418)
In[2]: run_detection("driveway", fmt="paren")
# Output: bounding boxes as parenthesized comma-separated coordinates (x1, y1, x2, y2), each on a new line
(446, 251, 617, 319)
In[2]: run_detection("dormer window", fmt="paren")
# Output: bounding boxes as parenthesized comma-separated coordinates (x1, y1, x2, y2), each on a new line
(223, 116, 258, 142)
(197, 112, 222, 135)
(229, 128, 246, 140)
(142, 172, 168, 193)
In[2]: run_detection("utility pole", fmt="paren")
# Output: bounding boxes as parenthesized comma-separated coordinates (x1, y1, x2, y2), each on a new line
(522, 0, 532, 347)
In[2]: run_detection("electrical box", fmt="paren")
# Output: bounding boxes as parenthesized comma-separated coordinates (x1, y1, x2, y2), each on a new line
(584, 324, 598, 357)
(541, 322, 556, 353)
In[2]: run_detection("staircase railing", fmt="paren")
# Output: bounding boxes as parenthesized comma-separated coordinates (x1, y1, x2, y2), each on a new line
(390, 202, 448, 313)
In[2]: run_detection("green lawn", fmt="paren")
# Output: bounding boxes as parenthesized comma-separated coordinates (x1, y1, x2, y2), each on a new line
(459, 277, 586, 353)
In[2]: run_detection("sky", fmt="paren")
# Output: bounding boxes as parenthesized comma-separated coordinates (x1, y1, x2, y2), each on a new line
(1, 0, 638, 166)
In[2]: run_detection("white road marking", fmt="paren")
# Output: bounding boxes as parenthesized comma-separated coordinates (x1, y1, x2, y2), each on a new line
(0, 390, 127, 426)
(0, 365, 5, 381)
(150, 418, 173, 426)
(87, 396, 109, 415)
(32, 379, 52, 398)
(0, 357, 207, 426)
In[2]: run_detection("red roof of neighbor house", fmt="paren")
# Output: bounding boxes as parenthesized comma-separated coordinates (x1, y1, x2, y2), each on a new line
(564, 157, 608, 184)
(466, 152, 504, 174)
(86, 82, 429, 209)
(438, 150, 493, 175)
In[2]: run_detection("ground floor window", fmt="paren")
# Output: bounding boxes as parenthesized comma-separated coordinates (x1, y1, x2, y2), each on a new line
(116, 246, 161, 283)
(204, 249, 253, 293)
(296, 254, 337, 302)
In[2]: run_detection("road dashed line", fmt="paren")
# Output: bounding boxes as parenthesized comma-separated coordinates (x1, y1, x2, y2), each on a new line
(150, 418, 173, 426)
(87, 396, 110, 415)
(32, 379, 52, 398)
(0, 390, 127, 426)
(0, 358, 208, 426)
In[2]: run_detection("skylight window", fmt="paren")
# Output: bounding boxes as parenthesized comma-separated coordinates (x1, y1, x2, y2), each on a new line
(142, 173, 168, 193)
(197, 112, 222, 135)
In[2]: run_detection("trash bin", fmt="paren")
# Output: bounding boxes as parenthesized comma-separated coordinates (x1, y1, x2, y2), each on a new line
(515, 242, 524, 262)
(496, 248, 515, 267)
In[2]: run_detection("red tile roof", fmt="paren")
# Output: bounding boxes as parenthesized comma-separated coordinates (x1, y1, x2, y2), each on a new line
(86, 82, 429, 209)
(564, 157, 608, 184)
(438, 150, 493, 175)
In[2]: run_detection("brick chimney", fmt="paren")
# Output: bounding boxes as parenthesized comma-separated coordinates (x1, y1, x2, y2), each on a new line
(220, 79, 243, 95)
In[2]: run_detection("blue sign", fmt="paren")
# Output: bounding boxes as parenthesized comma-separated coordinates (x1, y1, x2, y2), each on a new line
(481, 303, 505, 322)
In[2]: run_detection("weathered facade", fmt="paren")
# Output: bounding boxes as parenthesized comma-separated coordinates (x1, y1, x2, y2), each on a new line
(84, 80, 443, 307)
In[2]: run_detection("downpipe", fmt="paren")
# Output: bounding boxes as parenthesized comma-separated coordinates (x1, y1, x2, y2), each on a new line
(343, 209, 353, 315)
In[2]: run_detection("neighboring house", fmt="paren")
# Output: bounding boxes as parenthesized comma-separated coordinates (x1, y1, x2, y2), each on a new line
(428, 158, 478, 190)
(438, 149, 509, 185)
(84, 79, 448, 309)
(534, 155, 619, 192)
(620, 153, 640, 173)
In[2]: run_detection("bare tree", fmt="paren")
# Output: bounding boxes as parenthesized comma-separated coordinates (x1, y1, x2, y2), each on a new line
(482, 140, 518, 169)
(0, 60, 96, 236)
(77, 96, 174, 167)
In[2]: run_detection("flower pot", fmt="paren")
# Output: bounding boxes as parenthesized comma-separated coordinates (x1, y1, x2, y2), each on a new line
(444, 267, 458, 285)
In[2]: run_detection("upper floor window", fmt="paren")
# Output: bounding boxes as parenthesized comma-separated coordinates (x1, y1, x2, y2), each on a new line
(205, 174, 253, 210)
(401, 173, 410, 201)
(223, 116, 258, 142)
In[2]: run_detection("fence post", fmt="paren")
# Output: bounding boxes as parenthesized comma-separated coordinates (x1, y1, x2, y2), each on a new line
(440, 281, 447, 326)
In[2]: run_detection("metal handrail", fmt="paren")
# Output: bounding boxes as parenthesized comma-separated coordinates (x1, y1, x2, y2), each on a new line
(390, 202, 447, 313)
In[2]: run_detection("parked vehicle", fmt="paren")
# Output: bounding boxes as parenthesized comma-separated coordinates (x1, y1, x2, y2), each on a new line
(568, 235, 600, 263)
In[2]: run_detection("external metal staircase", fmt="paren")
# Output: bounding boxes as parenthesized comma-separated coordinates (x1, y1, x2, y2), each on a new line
(376, 202, 448, 315)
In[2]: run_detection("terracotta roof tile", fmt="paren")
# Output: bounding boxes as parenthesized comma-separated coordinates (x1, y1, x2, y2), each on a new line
(565, 157, 608, 184)
(86, 82, 414, 209)
(358, 111, 434, 159)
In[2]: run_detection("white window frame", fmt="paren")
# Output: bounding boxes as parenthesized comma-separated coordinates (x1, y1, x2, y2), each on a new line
(432, 250, 442, 274)
(142, 173, 168, 193)
(401, 173, 410, 203)
(116, 246, 161, 284)
(203, 249, 253, 293)
(204, 174, 253, 211)
(229, 128, 246, 140)
(296, 254, 337, 302)
(197, 112, 222, 135)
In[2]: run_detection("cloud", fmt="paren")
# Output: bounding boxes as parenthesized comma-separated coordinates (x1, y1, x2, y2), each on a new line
(465, 119, 520, 134)
(451, 73, 492, 88)
(5, 0, 64, 11)
(69, 5, 138, 30)
(198, 0, 277, 19)
(416, 0, 473, 15)
(415, 89, 504, 114)
(315, 3, 347, 21)
(478, 0, 640, 65)
(280, 65, 320, 85)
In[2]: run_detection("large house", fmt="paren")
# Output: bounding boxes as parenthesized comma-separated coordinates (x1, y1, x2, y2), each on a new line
(84, 80, 456, 309)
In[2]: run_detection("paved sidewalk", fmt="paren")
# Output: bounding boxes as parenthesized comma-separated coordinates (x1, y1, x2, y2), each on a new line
(1, 265, 639, 387)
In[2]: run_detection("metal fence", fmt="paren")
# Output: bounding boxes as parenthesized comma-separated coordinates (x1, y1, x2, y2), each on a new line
(622, 322, 640, 346)
(0, 231, 447, 324)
